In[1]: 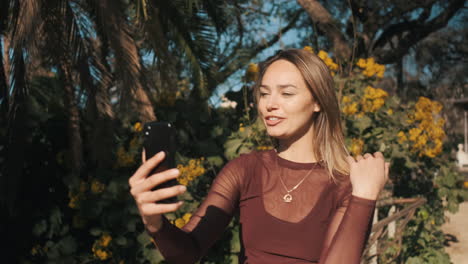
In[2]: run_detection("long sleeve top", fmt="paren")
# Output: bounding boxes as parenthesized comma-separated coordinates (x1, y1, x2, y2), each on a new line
(149, 149, 376, 264)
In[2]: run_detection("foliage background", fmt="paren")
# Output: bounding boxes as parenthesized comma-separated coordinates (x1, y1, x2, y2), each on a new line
(1, 0, 467, 263)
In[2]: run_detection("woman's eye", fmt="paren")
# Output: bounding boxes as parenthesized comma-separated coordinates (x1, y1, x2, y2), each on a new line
(259, 92, 269, 97)
(282, 93, 294, 96)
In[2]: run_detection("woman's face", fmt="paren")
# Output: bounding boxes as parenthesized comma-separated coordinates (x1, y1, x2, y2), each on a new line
(257, 59, 320, 141)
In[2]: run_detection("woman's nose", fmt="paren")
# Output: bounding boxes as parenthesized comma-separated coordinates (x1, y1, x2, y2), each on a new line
(266, 94, 279, 111)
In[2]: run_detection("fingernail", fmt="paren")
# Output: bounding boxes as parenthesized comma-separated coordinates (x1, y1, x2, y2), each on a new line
(179, 186, 186, 192)
(157, 151, 164, 157)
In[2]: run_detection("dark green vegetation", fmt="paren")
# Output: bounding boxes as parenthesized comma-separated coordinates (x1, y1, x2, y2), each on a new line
(1, 0, 467, 263)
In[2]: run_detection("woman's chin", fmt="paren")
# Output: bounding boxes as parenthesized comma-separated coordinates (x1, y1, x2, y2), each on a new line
(266, 130, 288, 139)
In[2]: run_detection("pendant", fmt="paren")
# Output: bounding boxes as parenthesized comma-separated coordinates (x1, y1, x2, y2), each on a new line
(283, 193, 292, 203)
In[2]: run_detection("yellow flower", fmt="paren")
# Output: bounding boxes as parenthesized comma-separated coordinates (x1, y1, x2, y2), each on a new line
(343, 102, 358, 115)
(317, 50, 339, 72)
(91, 179, 105, 194)
(182, 213, 192, 223)
(408, 127, 422, 141)
(387, 109, 393, 115)
(115, 146, 135, 168)
(246, 63, 259, 82)
(100, 234, 112, 247)
(247, 63, 259, 74)
(463, 181, 468, 189)
(93, 248, 111, 260)
(31, 245, 41, 256)
(361, 86, 388, 112)
(303, 46, 314, 53)
(177, 158, 206, 186)
(239, 123, 245, 132)
(356, 58, 385, 78)
(349, 138, 364, 156)
(133, 122, 143, 132)
(356, 58, 367, 68)
(174, 218, 186, 228)
(342, 96, 351, 103)
(317, 50, 328, 60)
(404, 98, 445, 158)
(397, 131, 407, 143)
(256, 145, 273, 150)
(68, 191, 80, 209)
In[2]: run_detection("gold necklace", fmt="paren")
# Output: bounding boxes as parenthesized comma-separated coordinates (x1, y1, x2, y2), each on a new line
(275, 150, 316, 203)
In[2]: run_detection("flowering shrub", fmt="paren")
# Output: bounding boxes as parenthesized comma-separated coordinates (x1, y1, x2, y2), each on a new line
(24, 46, 467, 264)
(176, 158, 206, 186)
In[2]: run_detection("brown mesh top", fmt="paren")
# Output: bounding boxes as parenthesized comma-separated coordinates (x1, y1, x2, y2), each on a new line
(150, 150, 376, 264)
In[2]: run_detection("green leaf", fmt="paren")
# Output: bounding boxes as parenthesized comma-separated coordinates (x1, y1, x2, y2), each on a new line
(59, 236, 77, 255)
(207, 155, 224, 167)
(211, 126, 224, 137)
(137, 231, 151, 246)
(224, 138, 243, 160)
(142, 247, 164, 262)
(90, 227, 102, 236)
(355, 115, 372, 133)
(115, 236, 128, 246)
(33, 219, 47, 237)
(406, 257, 424, 264)
(127, 219, 138, 232)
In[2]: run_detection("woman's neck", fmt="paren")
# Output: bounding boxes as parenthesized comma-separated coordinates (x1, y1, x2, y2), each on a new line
(277, 136, 319, 163)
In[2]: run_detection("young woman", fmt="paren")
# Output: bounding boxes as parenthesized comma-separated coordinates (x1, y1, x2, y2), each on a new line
(129, 49, 389, 264)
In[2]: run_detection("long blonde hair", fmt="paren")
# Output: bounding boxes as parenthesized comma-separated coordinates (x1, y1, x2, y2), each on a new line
(253, 49, 350, 180)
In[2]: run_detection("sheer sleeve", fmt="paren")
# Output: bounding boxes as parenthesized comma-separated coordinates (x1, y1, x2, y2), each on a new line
(148, 156, 244, 264)
(319, 183, 376, 264)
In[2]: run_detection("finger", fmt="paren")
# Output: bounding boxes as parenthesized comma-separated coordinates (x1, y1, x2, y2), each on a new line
(131, 168, 180, 195)
(363, 153, 373, 159)
(373, 152, 384, 159)
(356, 155, 364, 161)
(136, 185, 186, 204)
(140, 201, 184, 216)
(384, 162, 390, 180)
(142, 149, 146, 163)
(346, 156, 356, 164)
(129, 151, 165, 186)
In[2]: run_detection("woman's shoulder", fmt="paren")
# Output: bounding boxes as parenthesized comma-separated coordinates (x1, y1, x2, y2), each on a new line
(223, 149, 273, 171)
(331, 171, 352, 202)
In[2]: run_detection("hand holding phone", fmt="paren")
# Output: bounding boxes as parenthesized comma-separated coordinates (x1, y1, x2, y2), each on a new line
(129, 121, 186, 233)
(142, 121, 180, 204)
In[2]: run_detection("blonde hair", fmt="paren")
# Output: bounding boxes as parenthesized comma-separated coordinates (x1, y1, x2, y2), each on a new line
(253, 49, 350, 181)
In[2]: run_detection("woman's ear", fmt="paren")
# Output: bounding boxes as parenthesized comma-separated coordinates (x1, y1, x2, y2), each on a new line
(313, 103, 320, 112)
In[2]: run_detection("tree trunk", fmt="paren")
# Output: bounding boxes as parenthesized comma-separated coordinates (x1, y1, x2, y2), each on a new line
(396, 57, 404, 99)
(0, 39, 8, 120)
(296, 0, 351, 61)
(60, 57, 83, 180)
(1, 49, 29, 216)
(95, 0, 156, 122)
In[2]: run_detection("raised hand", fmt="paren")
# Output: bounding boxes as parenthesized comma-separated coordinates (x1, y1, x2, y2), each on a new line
(129, 151, 186, 233)
(346, 152, 389, 200)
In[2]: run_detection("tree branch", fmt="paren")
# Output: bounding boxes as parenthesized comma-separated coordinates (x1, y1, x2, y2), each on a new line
(208, 8, 303, 93)
(296, 0, 351, 60)
(374, 0, 465, 64)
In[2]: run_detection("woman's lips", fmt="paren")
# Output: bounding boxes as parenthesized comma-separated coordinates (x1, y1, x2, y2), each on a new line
(265, 117, 284, 126)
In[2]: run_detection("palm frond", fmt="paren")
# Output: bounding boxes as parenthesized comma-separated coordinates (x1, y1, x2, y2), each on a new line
(89, 0, 154, 121)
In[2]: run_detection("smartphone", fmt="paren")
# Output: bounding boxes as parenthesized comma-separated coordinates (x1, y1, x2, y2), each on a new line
(143, 121, 179, 204)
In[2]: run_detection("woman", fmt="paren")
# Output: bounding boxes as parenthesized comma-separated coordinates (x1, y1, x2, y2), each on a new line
(129, 49, 389, 264)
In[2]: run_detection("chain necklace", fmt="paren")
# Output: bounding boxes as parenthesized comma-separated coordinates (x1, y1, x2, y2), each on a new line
(275, 149, 317, 203)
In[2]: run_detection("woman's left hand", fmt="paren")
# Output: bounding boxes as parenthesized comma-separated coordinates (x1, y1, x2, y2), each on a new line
(347, 152, 389, 200)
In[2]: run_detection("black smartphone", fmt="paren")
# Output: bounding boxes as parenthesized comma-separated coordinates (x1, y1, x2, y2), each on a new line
(143, 121, 179, 204)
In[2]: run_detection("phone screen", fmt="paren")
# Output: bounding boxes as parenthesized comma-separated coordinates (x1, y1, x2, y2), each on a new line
(143, 121, 178, 204)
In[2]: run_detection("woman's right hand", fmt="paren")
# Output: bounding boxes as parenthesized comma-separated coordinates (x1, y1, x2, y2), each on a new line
(129, 151, 186, 234)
